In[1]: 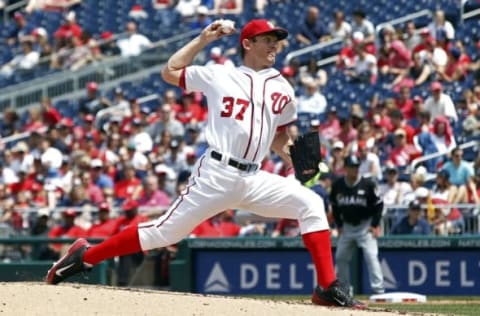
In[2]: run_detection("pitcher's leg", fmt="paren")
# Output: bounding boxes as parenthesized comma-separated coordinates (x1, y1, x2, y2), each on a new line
(242, 172, 333, 288)
(85, 157, 240, 265)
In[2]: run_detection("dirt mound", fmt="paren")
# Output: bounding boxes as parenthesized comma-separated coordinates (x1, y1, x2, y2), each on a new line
(0, 282, 412, 315)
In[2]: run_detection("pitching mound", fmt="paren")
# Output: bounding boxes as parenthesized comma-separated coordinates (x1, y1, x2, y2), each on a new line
(0, 282, 414, 315)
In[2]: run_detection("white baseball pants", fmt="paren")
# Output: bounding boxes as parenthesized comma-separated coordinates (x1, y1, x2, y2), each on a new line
(138, 151, 329, 250)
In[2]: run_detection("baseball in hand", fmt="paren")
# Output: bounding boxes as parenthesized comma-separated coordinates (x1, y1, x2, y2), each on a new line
(220, 19, 235, 33)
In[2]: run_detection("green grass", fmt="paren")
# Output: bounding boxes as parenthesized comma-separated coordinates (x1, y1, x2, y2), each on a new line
(249, 295, 480, 315)
(369, 302, 480, 316)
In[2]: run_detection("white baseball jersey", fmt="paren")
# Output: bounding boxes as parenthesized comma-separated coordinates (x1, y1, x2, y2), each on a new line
(137, 64, 328, 252)
(184, 64, 297, 163)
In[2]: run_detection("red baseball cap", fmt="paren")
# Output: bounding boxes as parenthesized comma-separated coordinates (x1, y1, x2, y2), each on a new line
(122, 199, 139, 212)
(240, 19, 288, 43)
(431, 81, 443, 91)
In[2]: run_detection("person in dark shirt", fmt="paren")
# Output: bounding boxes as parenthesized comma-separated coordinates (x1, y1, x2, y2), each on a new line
(296, 6, 326, 46)
(391, 200, 432, 235)
(330, 155, 385, 294)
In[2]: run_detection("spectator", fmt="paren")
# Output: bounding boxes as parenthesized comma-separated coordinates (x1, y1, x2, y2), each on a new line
(174, 92, 205, 124)
(336, 116, 358, 148)
(175, 0, 201, 18)
(390, 199, 432, 235)
(388, 128, 419, 168)
(392, 51, 432, 89)
(437, 46, 470, 82)
(51, 35, 93, 71)
(58, 183, 92, 207)
(379, 40, 412, 77)
(328, 140, 345, 178)
(40, 97, 62, 127)
(136, 175, 171, 217)
(327, 10, 351, 42)
(423, 81, 458, 123)
(319, 107, 340, 141)
(98, 31, 121, 57)
(211, 0, 243, 15)
(297, 77, 327, 115)
(11, 141, 35, 175)
(0, 110, 21, 137)
(0, 40, 40, 78)
(403, 21, 422, 51)
(351, 9, 375, 43)
(31, 27, 53, 60)
(431, 169, 460, 204)
(299, 58, 328, 88)
(78, 81, 108, 116)
(296, 6, 326, 46)
(357, 140, 382, 181)
(163, 139, 188, 175)
(90, 158, 114, 197)
(379, 164, 411, 208)
(344, 43, 377, 84)
(0, 161, 18, 185)
(191, 210, 264, 237)
(30, 208, 53, 259)
(271, 218, 300, 237)
(26, 0, 82, 13)
(87, 202, 117, 238)
(205, 46, 235, 67)
(400, 167, 428, 205)
(427, 10, 455, 42)
(47, 208, 86, 258)
(129, 118, 154, 154)
(117, 21, 152, 57)
(54, 11, 82, 40)
(80, 172, 104, 205)
(442, 147, 476, 195)
(114, 162, 142, 201)
(463, 102, 480, 136)
(111, 198, 148, 286)
(7, 12, 31, 46)
(128, 4, 149, 20)
(148, 104, 185, 143)
(389, 109, 415, 144)
(394, 86, 416, 121)
(430, 115, 456, 153)
(431, 198, 464, 235)
(190, 5, 213, 30)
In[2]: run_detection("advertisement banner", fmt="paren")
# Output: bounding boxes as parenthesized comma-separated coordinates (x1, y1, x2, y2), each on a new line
(194, 250, 316, 294)
(361, 251, 480, 295)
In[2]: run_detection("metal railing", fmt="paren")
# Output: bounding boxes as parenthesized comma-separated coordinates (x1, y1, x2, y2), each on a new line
(409, 140, 479, 172)
(2, 0, 28, 23)
(375, 9, 433, 34)
(0, 90, 161, 149)
(0, 29, 200, 110)
(284, 38, 342, 65)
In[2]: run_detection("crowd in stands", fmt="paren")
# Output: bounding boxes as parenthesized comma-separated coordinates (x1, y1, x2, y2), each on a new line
(0, 1, 479, 275)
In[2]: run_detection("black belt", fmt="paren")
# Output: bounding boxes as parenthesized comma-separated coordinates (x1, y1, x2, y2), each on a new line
(210, 151, 258, 172)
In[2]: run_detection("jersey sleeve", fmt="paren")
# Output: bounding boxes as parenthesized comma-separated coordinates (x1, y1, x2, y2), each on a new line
(184, 64, 217, 93)
(277, 82, 298, 126)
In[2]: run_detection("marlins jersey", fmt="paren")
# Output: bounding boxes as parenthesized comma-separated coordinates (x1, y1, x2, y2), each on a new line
(330, 176, 384, 227)
(182, 64, 297, 164)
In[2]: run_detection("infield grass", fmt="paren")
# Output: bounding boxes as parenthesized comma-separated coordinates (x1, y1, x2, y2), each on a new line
(253, 295, 480, 315)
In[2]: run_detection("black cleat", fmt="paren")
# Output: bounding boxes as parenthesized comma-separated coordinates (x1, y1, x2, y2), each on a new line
(46, 238, 91, 285)
(312, 280, 367, 309)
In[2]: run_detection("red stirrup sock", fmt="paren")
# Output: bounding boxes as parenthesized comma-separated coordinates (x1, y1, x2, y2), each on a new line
(302, 230, 336, 289)
(83, 225, 142, 265)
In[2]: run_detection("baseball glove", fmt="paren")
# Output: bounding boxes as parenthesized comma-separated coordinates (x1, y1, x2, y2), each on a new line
(289, 132, 321, 184)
